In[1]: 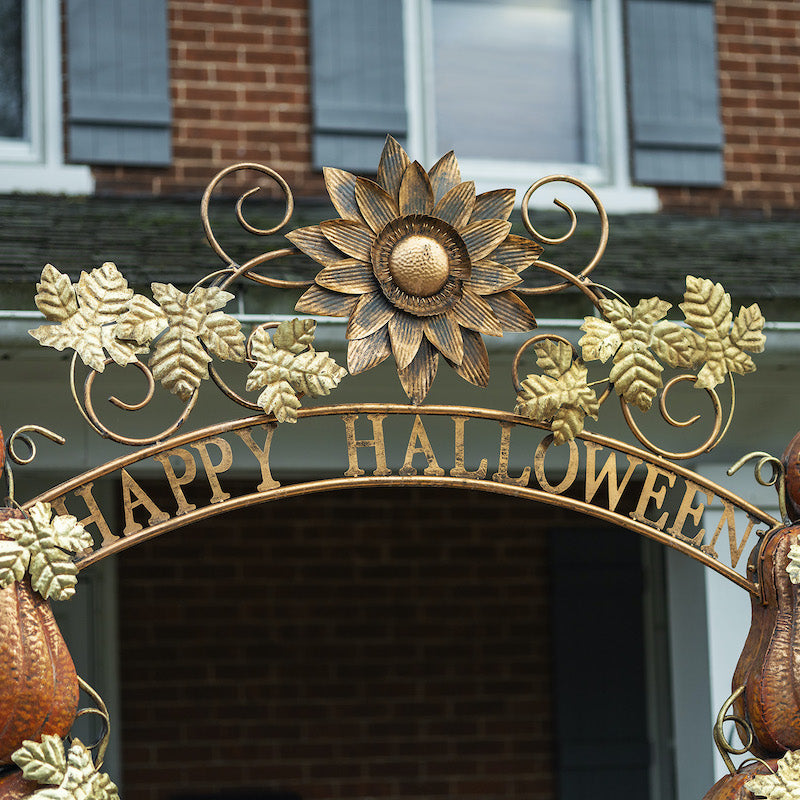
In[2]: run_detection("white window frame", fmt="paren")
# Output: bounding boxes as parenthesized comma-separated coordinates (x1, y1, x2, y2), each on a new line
(0, 0, 92, 193)
(404, 0, 658, 213)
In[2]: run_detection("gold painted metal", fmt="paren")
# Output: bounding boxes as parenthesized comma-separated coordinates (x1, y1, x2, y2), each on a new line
(714, 685, 754, 775)
(729, 451, 788, 524)
(7, 135, 786, 800)
(746, 751, 800, 798)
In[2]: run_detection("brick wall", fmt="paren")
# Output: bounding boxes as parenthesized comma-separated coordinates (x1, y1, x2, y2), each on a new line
(118, 487, 558, 800)
(86, 1, 800, 215)
(91, 0, 325, 199)
(658, 0, 800, 216)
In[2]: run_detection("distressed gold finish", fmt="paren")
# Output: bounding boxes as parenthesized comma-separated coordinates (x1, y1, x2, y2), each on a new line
(746, 750, 800, 798)
(10, 139, 785, 800)
(292, 136, 539, 403)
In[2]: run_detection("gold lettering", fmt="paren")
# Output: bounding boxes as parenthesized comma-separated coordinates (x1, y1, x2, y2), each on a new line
(667, 479, 714, 544)
(190, 437, 233, 503)
(399, 415, 445, 477)
(450, 416, 487, 479)
(534, 435, 579, 494)
(630, 463, 676, 530)
(235, 424, 281, 492)
(342, 414, 391, 477)
(701, 499, 757, 568)
(492, 422, 531, 486)
(152, 448, 198, 516)
(50, 483, 116, 546)
(584, 443, 642, 511)
(120, 469, 169, 536)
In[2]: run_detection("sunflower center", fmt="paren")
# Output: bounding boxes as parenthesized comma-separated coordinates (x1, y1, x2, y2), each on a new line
(387, 235, 450, 297)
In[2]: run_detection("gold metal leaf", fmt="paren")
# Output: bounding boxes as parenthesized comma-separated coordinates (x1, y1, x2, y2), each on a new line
(16, 738, 121, 800)
(786, 543, 800, 585)
(35, 265, 78, 322)
(246, 319, 347, 421)
(256, 379, 302, 423)
(680, 276, 766, 390)
(145, 283, 243, 399)
(201, 312, 245, 362)
(115, 294, 167, 344)
(149, 325, 211, 401)
(0, 540, 28, 589)
(272, 318, 316, 354)
(515, 340, 598, 445)
(286, 350, 348, 397)
(0, 502, 93, 601)
(12, 734, 66, 785)
(29, 262, 135, 372)
(609, 342, 663, 412)
(650, 321, 697, 368)
(746, 750, 800, 798)
(579, 316, 620, 363)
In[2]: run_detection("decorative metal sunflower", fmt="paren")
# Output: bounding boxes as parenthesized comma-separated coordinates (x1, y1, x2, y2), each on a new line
(290, 136, 541, 403)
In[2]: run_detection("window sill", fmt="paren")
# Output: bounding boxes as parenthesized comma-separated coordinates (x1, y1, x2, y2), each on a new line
(0, 163, 94, 194)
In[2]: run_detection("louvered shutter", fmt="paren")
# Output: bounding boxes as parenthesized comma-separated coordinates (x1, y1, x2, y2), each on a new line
(626, 0, 724, 186)
(66, 0, 171, 166)
(309, 0, 408, 172)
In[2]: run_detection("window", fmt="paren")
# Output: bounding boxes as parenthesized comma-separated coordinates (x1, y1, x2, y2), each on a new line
(0, 0, 92, 193)
(404, 0, 657, 211)
(310, 0, 724, 213)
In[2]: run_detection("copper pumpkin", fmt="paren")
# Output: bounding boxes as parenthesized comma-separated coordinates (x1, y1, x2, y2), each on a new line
(733, 523, 800, 756)
(701, 759, 779, 800)
(0, 508, 79, 765)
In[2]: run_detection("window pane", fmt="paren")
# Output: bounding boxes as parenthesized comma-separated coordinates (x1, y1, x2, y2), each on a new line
(0, 0, 25, 140)
(432, 0, 593, 163)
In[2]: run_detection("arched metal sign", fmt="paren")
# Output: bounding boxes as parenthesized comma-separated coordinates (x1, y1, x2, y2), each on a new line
(1, 138, 796, 800)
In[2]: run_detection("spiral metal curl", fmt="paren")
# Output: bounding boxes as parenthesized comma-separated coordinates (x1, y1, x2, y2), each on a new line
(728, 450, 787, 523)
(75, 676, 111, 769)
(75, 355, 199, 447)
(619, 373, 730, 460)
(517, 175, 609, 303)
(3, 425, 66, 504)
(713, 685, 754, 775)
(201, 162, 313, 290)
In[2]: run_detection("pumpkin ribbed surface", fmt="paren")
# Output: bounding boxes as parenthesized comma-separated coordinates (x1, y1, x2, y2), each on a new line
(733, 523, 800, 757)
(0, 508, 78, 765)
(701, 759, 779, 800)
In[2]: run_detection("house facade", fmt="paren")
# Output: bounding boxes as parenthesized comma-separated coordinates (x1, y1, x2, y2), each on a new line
(2, 2, 800, 800)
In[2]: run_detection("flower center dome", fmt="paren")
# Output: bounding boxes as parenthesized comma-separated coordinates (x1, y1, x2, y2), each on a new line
(388, 235, 450, 297)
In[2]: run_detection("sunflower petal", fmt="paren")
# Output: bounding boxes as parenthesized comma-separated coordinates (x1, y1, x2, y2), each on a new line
(486, 291, 537, 332)
(323, 167, 365, 223)
(355, 177, 400, 234)
(398, 339, 439, 404)
(470, 188, 516, 222)
(490, 234, 543, 273)
(465, 260, 522, 295)
(432, 181, 475, 229)
(448, 329, 490, 388)
(347, 326, 392, 374)
(319, 219, 375, 262)
(460, 219, 512, 261)
(295, 285, 359, 317)
(377, 135, 411, 199)
(286, 225, 347, 267)
(388, 313, 425, 370)
(399, 161, 434, 215)
(428, 151, 462, 204)
(452, 288, 503, 336)
(424, 314, 464, 365)
(346, 291, 396, 339)
(315, 260, 378, 295)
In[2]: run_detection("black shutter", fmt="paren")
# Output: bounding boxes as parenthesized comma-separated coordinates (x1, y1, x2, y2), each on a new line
(66, 0, 171, 166)
(626, 0, 724, 186)
(309, 0, 408, 172)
